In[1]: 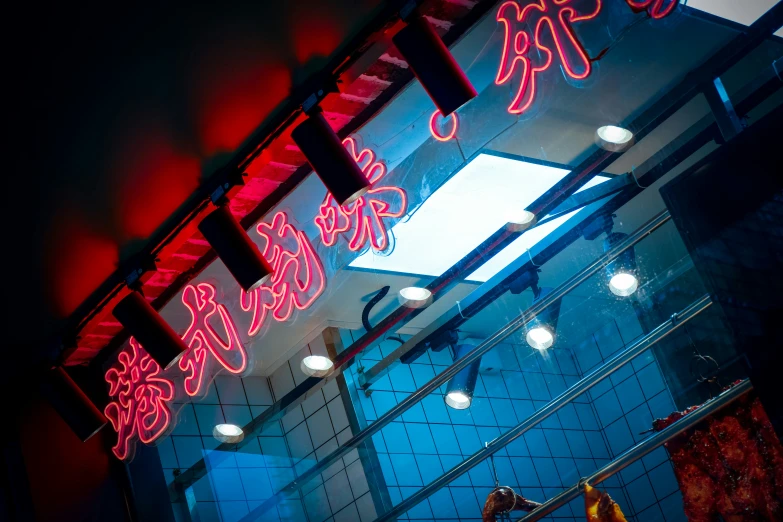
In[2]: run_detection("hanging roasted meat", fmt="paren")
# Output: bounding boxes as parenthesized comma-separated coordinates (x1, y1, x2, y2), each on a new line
(584, 483, 628, 522)
(481, 486, 540, 522)
(653, 388, 783, 522)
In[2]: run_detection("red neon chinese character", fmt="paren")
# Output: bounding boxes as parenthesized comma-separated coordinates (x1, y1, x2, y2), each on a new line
(314, 137, 407, 252)
(241, 211, 326, 337)
(179, 282, 247, 397)
(625, 0, 677, 19)
(430, 110, 459, 142)
(496, 0, 602, 115)
(104, 338, 175, 460)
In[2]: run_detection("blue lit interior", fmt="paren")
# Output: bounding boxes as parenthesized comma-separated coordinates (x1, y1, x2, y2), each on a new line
(147, 3, 783, 522)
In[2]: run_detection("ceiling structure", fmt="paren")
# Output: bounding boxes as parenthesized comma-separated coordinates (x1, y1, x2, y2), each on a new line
(5, 0, 493, 370)
(141, 3, 782, 377)
(8, 0, 780, 378)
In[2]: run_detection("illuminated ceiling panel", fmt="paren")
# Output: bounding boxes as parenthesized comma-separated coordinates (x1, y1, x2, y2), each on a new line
(349, 153, 609, 282)
(685, 0, 783, 36)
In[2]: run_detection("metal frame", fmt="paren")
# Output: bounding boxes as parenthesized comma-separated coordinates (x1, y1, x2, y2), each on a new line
(516, 379, 753, 522)
(374, 295, 714, 521)
(234, 211, 672, 521)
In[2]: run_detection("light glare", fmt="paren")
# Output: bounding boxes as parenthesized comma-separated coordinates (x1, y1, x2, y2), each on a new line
(445, 391, 472, 410)
(213, 423, 244, 443)
(609, 273, 638, 297)
(301, 355, 334, 377)
(399, 287, 433, 309)
(596, 126, 634, 152)
(526, 327, 554, 350)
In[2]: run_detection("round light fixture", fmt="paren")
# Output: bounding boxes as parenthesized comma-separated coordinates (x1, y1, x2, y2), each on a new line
(526, 326, 554, 350)
(399, 287, 433, 309)
(595, 125, 634, 152)
(213, 423, 244, 444)
(445, 391, 472, 410)
(505, 209, 537, 232)
(300, 355, 334, 378)
(608, 272, 639, 297)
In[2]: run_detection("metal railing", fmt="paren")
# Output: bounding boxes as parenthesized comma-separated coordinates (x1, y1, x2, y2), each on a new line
(516, 379, 753, 521)
(235, 210, 671, 521)
(373, 294, 713, 522)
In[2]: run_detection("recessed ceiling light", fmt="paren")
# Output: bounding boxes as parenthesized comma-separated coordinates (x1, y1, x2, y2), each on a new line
(596, 125, 634, 152)
(399, 287, 433, 309)
(300, 355, 334, 377)
(608, 272, 639, 297)
(505, 209, 537, 232)
(213, 423, 244, 444)
(526, 326, 554, 350)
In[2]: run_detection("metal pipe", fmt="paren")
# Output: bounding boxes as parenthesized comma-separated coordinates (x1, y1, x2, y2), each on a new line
(373, 294, 712, 522)
(516, 379, 753, 522)
(235, 210, 671, 522)
(361, 210, 670, 388)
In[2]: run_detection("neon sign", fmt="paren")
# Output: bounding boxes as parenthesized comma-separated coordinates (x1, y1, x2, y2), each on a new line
(496, 0, 677, 115)
(626, 0, 678, 19)
(315, 137, 407, 252)
(430, 110, 459, 142)
(241, 211, 326, 337)
(179, 282, 248, 397)
(496, 0, 602, 115)
(104, 338, 175, 460)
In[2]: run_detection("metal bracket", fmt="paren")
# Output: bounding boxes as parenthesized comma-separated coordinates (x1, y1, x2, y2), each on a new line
(703, 77, 743, 143)
(301, 79, 340, 114)
(123, 256, 158, 291)
(209, 169, 247, 205)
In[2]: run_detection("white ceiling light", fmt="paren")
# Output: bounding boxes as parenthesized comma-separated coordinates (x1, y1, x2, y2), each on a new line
(608, 272, 639, 297)
(445, 391, 472, 410)
(399, 286, 433, 309)
(213, 423, 244, 444)
(350, 153, 609, 282)
(505, 209, 537, 232)
(526, 326, 555, 351)
(596, 125, 634, 152)
(300, 355, 334, 377)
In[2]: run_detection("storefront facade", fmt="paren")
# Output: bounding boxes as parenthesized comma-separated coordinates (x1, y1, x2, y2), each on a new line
(29, 1, 783, 521)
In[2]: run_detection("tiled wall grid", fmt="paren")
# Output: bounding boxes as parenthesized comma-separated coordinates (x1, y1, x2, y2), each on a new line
(158, 335, 378, 522)
(345, 312, 689, 522)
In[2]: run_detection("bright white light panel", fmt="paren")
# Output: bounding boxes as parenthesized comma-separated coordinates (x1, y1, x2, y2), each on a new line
(350, 153, 608, 282)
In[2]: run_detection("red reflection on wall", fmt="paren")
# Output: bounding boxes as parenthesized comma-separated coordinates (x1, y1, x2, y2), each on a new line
(315, 137, 407, 253)
(104, 338, 175, 460)
(496, 0, 602, 115)
(290, 9, 343, 65)
(47, 207, 119, 317)
(625, 0, 678, 19)
(179, 282, 248, 397)
(112, 131, 201, 239)
(241, 211, 326, 337)
(195, 62, 292, 156)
